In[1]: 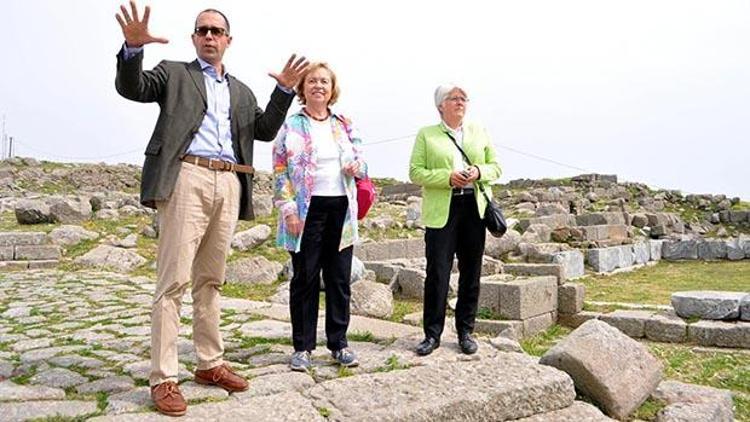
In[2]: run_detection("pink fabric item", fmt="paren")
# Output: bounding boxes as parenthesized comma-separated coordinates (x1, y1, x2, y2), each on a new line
(356, 177, 376, 220)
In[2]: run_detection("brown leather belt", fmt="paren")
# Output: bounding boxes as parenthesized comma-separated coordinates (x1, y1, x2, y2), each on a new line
(181, 154, 254, 174)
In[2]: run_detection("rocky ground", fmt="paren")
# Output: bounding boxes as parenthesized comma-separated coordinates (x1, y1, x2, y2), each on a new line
(1, 158, 748, 421)
(0, 269, 611, 421)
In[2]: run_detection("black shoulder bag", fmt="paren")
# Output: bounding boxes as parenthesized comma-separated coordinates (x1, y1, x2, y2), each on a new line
(445, 132, 508, 238)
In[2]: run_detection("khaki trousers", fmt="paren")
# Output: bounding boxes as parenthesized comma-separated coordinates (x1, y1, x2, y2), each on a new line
(150, 162, 240, 386)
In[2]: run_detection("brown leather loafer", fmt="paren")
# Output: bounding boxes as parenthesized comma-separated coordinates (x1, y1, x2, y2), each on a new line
(151, 381, 187, 417)
(194, 363, 249, 392)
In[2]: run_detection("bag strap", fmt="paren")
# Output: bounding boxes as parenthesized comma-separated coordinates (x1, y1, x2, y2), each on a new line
(443, 129, 493, 204)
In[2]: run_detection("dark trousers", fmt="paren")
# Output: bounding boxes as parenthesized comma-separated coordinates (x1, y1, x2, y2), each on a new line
(423, 193, 486, 340)
(289, 196, 353, 352)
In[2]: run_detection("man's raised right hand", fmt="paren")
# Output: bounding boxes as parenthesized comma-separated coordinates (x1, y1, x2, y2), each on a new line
(115, 0, 168, 48)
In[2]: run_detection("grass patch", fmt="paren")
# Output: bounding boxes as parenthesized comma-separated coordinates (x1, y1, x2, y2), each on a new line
(375, 354, 410, 373)
(519, 325, 571, 356)
(0, 211, 57, 232)
(222, 281, 282, 302)
(317, 406, 332, 418)
(337, 366, 355, 378)
(348, 330, 375, 343)
(389, 298, 422, 323)
(476, 306, 507, 321)
(632, 398, 667, 420)
(650, 343, 750, 394)
(237, 336, 292, 349)
(581, 261, 750, 305)
(646, 342, 750, 421)
(10, 365, 38, 384)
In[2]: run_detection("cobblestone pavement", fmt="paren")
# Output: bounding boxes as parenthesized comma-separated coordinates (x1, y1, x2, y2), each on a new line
(0, 270, 592, 421)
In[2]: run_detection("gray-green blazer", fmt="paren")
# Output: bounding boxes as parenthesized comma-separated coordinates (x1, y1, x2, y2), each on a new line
(115, 48, 294, 220)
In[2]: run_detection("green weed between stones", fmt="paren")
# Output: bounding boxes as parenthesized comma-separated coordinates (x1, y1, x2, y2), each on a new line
(238, 336, 292, 349)
(519, 325, 571, 356)
(476, 307, 507, 321)
(632, 398, 667, 420)
(222, 281, 283, 302)
(10, 365, 37, 384)
(375, 355, 410, 373)
(348, 330, 375, 343)
(317, 406, 332, 418)
(389, 298, 422, 323)
(337, 366, 354, 378)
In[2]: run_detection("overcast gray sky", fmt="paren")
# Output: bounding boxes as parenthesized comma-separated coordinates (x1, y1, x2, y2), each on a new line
(2, 0, 748, 199)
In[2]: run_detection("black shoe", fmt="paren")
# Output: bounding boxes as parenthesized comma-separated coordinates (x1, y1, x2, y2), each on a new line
(458, 333, 478, 355)
(415, 337, 440, 356)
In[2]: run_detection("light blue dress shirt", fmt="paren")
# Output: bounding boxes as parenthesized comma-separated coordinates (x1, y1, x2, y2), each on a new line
(121, 45, 294, 163)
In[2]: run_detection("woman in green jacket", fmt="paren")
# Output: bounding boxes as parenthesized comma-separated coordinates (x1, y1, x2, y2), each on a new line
(409, 84, 501, 356)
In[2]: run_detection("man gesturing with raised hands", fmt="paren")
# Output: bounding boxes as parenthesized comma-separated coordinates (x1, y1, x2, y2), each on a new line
(115, 1, 308, 416)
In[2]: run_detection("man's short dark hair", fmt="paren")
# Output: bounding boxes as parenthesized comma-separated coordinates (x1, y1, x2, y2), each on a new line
(195, 9, 230, 34)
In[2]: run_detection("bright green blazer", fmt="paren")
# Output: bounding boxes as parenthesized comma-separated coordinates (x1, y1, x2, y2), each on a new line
(409, 121, 502, 229)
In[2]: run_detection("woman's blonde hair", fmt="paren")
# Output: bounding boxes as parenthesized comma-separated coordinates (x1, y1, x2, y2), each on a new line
(295, 62, 340, 106)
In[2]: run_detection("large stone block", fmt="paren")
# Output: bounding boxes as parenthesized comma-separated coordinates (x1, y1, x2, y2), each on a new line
(687, 320, 750, 348)
(308, 353, 576, 421)
(73, 245, 147, 273)
(474, 319, 524, 336)
(644, 312, 688, 343)
(558, 311, 601, 328)
(575, 212, 627, 226)
(225, 256, 283, 285)
(586, 245, 634, 273)
(525, 243, 571, 263)
(523, 312, 555, 336)
(355, 238, 425, 261)
(599, 310, 655, 338)
(697, 239, 728, 260)
(14, 199, 51, 224)
(632, 241, 650, 265)
(558, 283, 585, 315)
(518, 214, 577, 231)
(503, 263, 565, 285)
(742, 295, 750, 321)
(362, 261, 401, 286)
(579, 224, 628, 241)
(485, 229, 522, 258)
(14, 245, 61, 261)
(540, 320, 663, 420)
(729, 210, 748, 223)
(652, 380, 734, 422)
(231, 225, 272, 251)
(551, 250, 585, 279)
(48, 196, 93, 224)
(0, 232, 47, 246)
(661, 240, 698, 260)
(671, 291, 747, 320)
(0, 246, 13, 261)
(649, 239, 664, 261)
(497, 276, 557, 320)
(725, 238, 745, 261)
(396, 268, 425, 299)
(741, 234, 750, 258)
(478, 278, 506, 313)
(513, 401, 615, 422)
(350, 280, 393, 319)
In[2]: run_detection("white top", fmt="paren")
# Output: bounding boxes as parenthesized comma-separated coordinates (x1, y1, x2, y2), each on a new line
(310, 118, 347, 196)
(445, 122, 473, 189)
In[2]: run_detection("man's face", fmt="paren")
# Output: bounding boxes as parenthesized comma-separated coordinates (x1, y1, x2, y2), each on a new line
(191, 12, 231, 65)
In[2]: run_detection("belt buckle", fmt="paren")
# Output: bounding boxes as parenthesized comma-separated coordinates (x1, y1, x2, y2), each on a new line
(207, 158, 215, 170)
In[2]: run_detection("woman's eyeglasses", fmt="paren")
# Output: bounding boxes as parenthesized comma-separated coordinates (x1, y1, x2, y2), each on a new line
(194, 26, 228, 37)
(446, 96, 469, 103)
